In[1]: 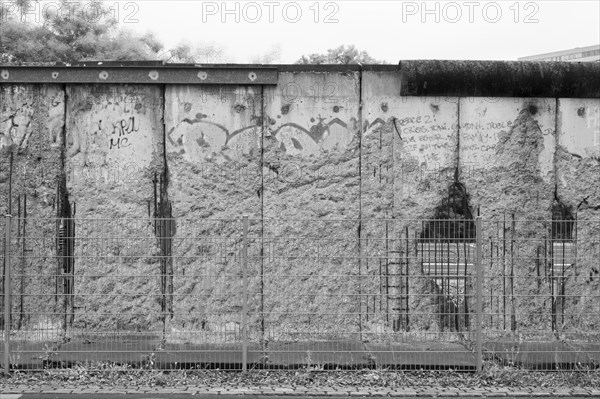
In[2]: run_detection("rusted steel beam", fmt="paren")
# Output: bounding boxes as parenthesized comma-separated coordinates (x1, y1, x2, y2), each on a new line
(0, 66, 278, 85)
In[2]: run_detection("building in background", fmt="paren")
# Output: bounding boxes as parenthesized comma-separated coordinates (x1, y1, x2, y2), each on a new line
(518, 44, 600, 62)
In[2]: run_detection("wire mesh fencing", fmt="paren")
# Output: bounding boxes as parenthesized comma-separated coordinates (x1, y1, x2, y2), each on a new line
(1, 216, 599, 372)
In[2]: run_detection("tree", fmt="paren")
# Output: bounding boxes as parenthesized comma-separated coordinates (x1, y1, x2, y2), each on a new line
(0, 0, 163, 63)
(296, 45, 387, 65)
(249, 44, 282, 64)
(162, 41, 229, 64)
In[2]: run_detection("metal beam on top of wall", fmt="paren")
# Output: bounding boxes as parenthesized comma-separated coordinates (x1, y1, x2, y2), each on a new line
(0, 65, 278, 85)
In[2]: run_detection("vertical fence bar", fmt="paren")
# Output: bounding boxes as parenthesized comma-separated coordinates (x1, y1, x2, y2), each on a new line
(475, 216, 483, 372)
(4, 214, 12, 375)
(241, 215, 249, 373)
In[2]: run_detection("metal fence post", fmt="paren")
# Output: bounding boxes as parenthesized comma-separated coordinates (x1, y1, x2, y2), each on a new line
(475, 216, 483, 373)
(241, 215, 249, 373)
(4, 214, 12, 375)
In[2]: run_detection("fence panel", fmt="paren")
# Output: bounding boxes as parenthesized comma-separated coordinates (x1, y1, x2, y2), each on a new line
(0, 216, 598, 371)
(481, 218, 600, 370)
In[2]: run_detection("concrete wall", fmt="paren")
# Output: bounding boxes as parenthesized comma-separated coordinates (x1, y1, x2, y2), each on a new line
(1, 62, 599, 339)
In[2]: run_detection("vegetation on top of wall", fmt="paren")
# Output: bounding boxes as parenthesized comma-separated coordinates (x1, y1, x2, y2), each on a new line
(296, 45, 388, 65)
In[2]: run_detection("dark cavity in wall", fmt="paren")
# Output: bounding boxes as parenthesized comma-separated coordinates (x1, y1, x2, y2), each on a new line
(420, 182, 475, 334)
(56, 158, 75, 332)
(548, 195, 575, 334)
(151, 168, 176, 333)
(551, 197, 575, 240)
(527, 104, 538, 116)
(422, 182, 475, 241)
(56, 87, 76, 334)
(0, 152, 13, 331)
(16, 194, 27, 330)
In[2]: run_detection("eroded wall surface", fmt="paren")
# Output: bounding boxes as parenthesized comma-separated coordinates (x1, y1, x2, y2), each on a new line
(165, 85, 262, 336)
(0, 85, 64, 330)
(65, 85, 164, 330)
(1, 66, 599, 338)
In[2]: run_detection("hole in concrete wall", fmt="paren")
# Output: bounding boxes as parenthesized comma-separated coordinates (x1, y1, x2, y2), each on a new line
(421, 182, 475, 241)
(420, 182, 475, 334)
(551, 200, 575, 240)
(57, 176, 75, 330)
(549, 198, 575, 333)
(152, 171, 176, 331)
(527, 104, 538, 115)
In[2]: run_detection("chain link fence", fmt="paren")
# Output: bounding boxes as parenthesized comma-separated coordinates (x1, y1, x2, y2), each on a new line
(1, 216, 599, 372)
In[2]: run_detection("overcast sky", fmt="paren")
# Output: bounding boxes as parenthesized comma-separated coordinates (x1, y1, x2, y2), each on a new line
(12, 0, 600, 63)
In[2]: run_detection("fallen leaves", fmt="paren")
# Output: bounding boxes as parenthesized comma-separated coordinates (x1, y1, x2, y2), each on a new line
(0, 362, 598, 390)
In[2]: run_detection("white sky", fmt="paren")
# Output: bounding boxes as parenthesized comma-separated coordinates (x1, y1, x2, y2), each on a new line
(8, 0, 600, 63)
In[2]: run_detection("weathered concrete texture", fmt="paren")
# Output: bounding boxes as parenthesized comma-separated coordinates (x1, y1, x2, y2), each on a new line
(556, 98, 600, 216)
(460, 98, 556, 219)
(393, 96, 459, 335)
(262, 72, 361, 339)
(0, 84, 64, 329)
(164, 85, 262, 336)
(393, 97, 458, 221)
(459, 98, 557, 334)
(0, 85, 64, 213)
(555, 98, 600, 331)
(361, 71, 396, 220)
(65, 85, 164, 331)
(361, 71, 460, 335)
(360, 72, 398, 336)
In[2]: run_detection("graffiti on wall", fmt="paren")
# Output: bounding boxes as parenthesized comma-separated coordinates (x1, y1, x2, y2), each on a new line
(167, 113, 259, 161)
(107, 117, 141, 150)
(269, 116, 350, 156)
(167, 112, 354, 160)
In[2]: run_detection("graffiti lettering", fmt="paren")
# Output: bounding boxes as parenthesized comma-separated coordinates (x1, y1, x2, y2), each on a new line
(108, 117, 139, 150)
(395, 115, 434, 126)
(486, 121, 512, 130)
(111, 116, 140, 137)
(109, 137, 130, 150)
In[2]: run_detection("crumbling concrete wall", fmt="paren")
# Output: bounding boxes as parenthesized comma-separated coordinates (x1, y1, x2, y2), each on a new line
(165, 85, 262, 339)
(361, 70, 462, 336)
(459, 98, 558, 335)
(65, 84, 164, 332)
(262, 71, 361, 340)
(0, 84, 64, 332)
(1, 62, 598, 341)
(555, 99, 600, 333)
